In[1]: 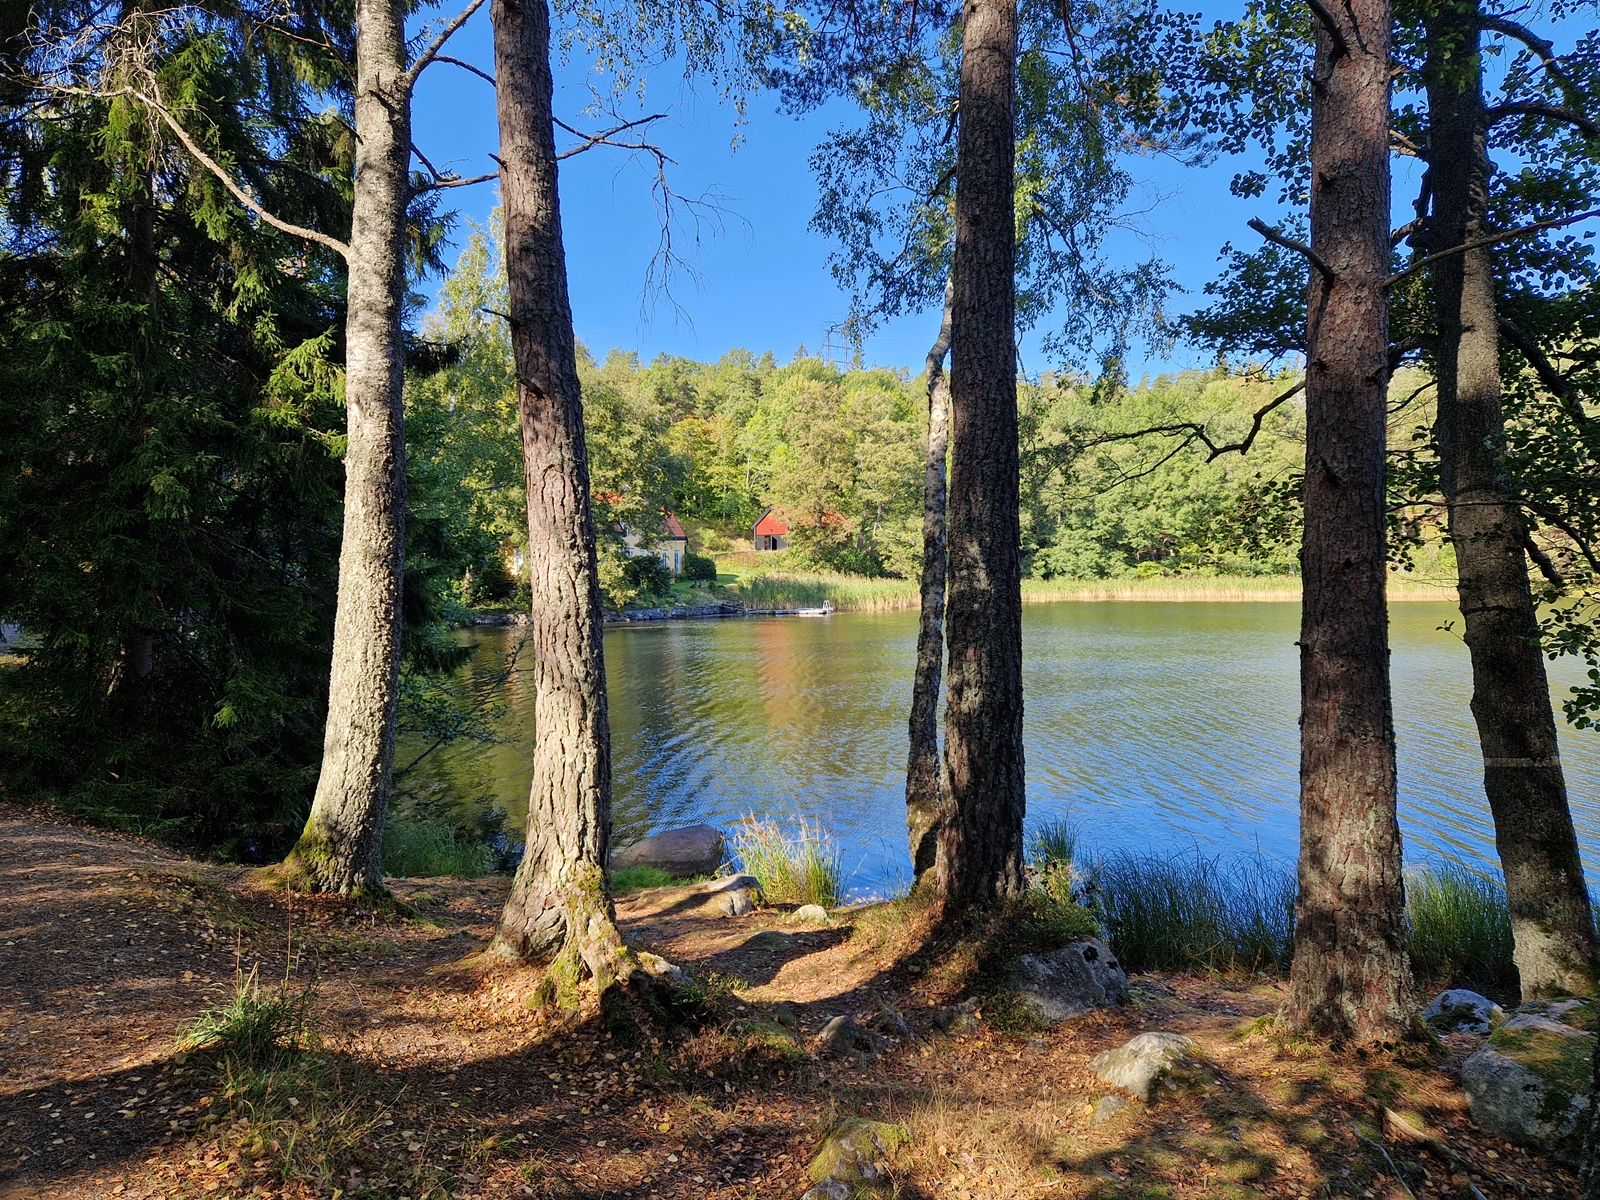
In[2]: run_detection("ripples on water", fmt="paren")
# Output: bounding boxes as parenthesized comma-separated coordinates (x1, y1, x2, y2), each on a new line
(398, 602, 1600, 897)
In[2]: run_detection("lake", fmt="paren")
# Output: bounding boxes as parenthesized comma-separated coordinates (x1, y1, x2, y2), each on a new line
(397, 601, 1600, 896)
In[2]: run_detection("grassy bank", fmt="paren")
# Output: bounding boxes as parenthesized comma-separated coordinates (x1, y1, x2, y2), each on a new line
(724, 567, 1456, 613)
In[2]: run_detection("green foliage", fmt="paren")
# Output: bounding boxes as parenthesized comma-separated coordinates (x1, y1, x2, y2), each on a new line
(381, 821, 492, 879)
(1406, 863, 1517, 989)
(611, 865, 679, 893)
(623, 554, 675, 597)
(1083, 849, 1297, 974)
(177, 965, 310, 1059)
(681, 551, 719, 582)
(732, 816, 843, 907)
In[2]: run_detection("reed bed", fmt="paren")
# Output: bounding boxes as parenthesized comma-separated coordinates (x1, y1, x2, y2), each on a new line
(731, 815, 844, 907)
(727, 569, 1454, 612)
(381, 821, 492, 879)
(1406, 860, 1517, 987)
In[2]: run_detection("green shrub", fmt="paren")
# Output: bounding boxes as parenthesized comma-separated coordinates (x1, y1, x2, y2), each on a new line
(177, 965, 309, 1059)
(382, 821, 491, 878)
(732, 816, 843, 908)
(681, 552, 718, 582)
(1085, 849, 1296, 974)
(1406, 862, 1516, 987)
(1027, 818, 1079, 870)
(622, 554, 673, 597)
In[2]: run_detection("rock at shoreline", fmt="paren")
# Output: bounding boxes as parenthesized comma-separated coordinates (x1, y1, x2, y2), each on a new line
(816, 1016, 887, 1057)
(610, 824, 726, 878)
(790, 903, 832, 925)
(1462, 997, 1597, 1163)
(1009, 938, 1128, 1024)
(1422, 988, 1504, 1034)
(1089, 1032, 1208, 1103)
(702, 873, 761, 916)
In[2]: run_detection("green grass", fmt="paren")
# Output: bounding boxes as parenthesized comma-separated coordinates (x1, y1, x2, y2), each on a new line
(611, 865, 680, 893)
(177, 965, 309, 1059)
(1082, 849, 1297, 975)
(731, 816, 844, 907)
(1405, 861, 1516, 987)
(382, 821, 492, 879)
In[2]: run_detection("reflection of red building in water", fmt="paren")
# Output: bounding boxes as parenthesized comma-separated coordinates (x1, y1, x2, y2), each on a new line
(751, 506, 789, 551)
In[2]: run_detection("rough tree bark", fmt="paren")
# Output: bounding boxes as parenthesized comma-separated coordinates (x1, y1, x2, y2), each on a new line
(1282, 0, 1416, 1041)
(906, 279, 954, 887)
(936, 0, 1026, 909)
(1423, 1, 1600, 999)
(488, 0, 628, 986)
(282, 0, 412, 895)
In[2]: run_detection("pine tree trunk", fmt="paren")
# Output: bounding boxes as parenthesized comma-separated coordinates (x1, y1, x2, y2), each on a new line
(489, 0, 626, 984)
(283, 0, 411, 896)
(906, 280, 954, 887)
(937, 0, 1026, 909)
(1423, 4, 1600, 1000)
(1282, 0, 1416, 1042)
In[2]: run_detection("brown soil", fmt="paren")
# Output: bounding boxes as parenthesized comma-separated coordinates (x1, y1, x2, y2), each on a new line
(0, 804, 1574, 1200)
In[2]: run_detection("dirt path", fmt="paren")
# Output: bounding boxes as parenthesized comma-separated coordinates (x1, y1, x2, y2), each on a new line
(0, 806, 1572, 1200)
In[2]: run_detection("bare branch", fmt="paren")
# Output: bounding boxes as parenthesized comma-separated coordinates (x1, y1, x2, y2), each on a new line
(1249, 217, 1334, 280)
(417, 170, 498, 192)
(552, 113, 670, 160)
(405, 0, 488, 91)
(134, 87, 349, 257)
(1485, 101, 1600, 140)
(1077, 378, 1306, 464)
(1306, 0, 1350, 59)
(1384, 208, 1600, 287)
(1390, 219, 1420, 246)
(1478, 13, 1587, 111)
(433, 54, 495, 87)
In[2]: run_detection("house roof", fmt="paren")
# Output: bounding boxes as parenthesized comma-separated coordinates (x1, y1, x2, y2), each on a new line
(753, 506, 789, 537)
(663, 513, 687, 540)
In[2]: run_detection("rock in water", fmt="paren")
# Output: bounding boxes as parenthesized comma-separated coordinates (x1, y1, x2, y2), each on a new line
(806, 1118, 909, 1192)
(815, 1016, 887, 1057)
(1422, 988, 1504, 1035)
(1009, 938, 1128, 1023)
(1462, 997, 1597, 1163)
(1089, 1032, 1207, 1103)
(609, 824, 726, 877)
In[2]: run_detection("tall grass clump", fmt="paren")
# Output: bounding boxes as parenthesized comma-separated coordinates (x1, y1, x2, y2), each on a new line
(1084, 849, 1296, 974)
(732, 816, 843, 907)
(177, 964, 310, 1059)
(1405, 861, 1516, 987)
(382, 820, 491, 878)
(731, 571, 919, 612)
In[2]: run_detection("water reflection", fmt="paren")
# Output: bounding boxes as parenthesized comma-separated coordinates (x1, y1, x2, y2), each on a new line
(397, 602, 1600, 896)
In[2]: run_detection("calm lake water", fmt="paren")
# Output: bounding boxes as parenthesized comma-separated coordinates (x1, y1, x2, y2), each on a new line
(398, 602, 1600, 896)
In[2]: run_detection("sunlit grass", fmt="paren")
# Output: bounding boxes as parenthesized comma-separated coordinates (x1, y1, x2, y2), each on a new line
(731, 816, 843, 907)
(1083, 848, 1297, 975)
(1406, 861, 1516, 987)
(177, 964, 309, 1058)
(382, 821, 491, 879)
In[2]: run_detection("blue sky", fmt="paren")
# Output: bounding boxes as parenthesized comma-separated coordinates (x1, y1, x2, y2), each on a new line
(407, 7, 1386, 378)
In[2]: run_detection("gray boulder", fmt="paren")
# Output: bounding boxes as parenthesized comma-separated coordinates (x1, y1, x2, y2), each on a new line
(816, 1016, 888, 1057)
(1009, 938, 1128, 1024)
(702, 872, 762, 916)
(1422, 988, 1504, 1034)
(1090, 1032, 1207, 1103)
(790, 903, 832, 925)
(806, 1119, 909, 1192)
(800, 1182, 851, 1200)
(1462, 997, 1597, 1163)
(936, 997, 981, 1034)
(609, 824, 726, 877)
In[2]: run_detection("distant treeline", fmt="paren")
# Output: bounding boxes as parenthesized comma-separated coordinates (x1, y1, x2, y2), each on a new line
(417, 229, 1311, 593)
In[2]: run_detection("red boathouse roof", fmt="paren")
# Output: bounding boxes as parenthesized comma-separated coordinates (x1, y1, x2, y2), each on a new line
(753, 507, 789, 537)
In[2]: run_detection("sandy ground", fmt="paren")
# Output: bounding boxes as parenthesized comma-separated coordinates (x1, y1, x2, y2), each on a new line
(0, 803, 1573, 1200)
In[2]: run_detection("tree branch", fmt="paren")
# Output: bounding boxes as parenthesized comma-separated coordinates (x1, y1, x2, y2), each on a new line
(434, 54, 495, 87)
(1306, 0, 1349, 59)
(1484, 101, 1599, 140)
(133, 88, 350, 257)
(552, 113, 671, 160)
(1524, 530, 1565, 586)
(1249, 217, 1334, 280)
(1384, 208, 1600, 287)
(1498, 316, 1592, 427)
(417, 170, 498, 191)
(405, 0, 488, 91)
(1079, 378, 1306, 463)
